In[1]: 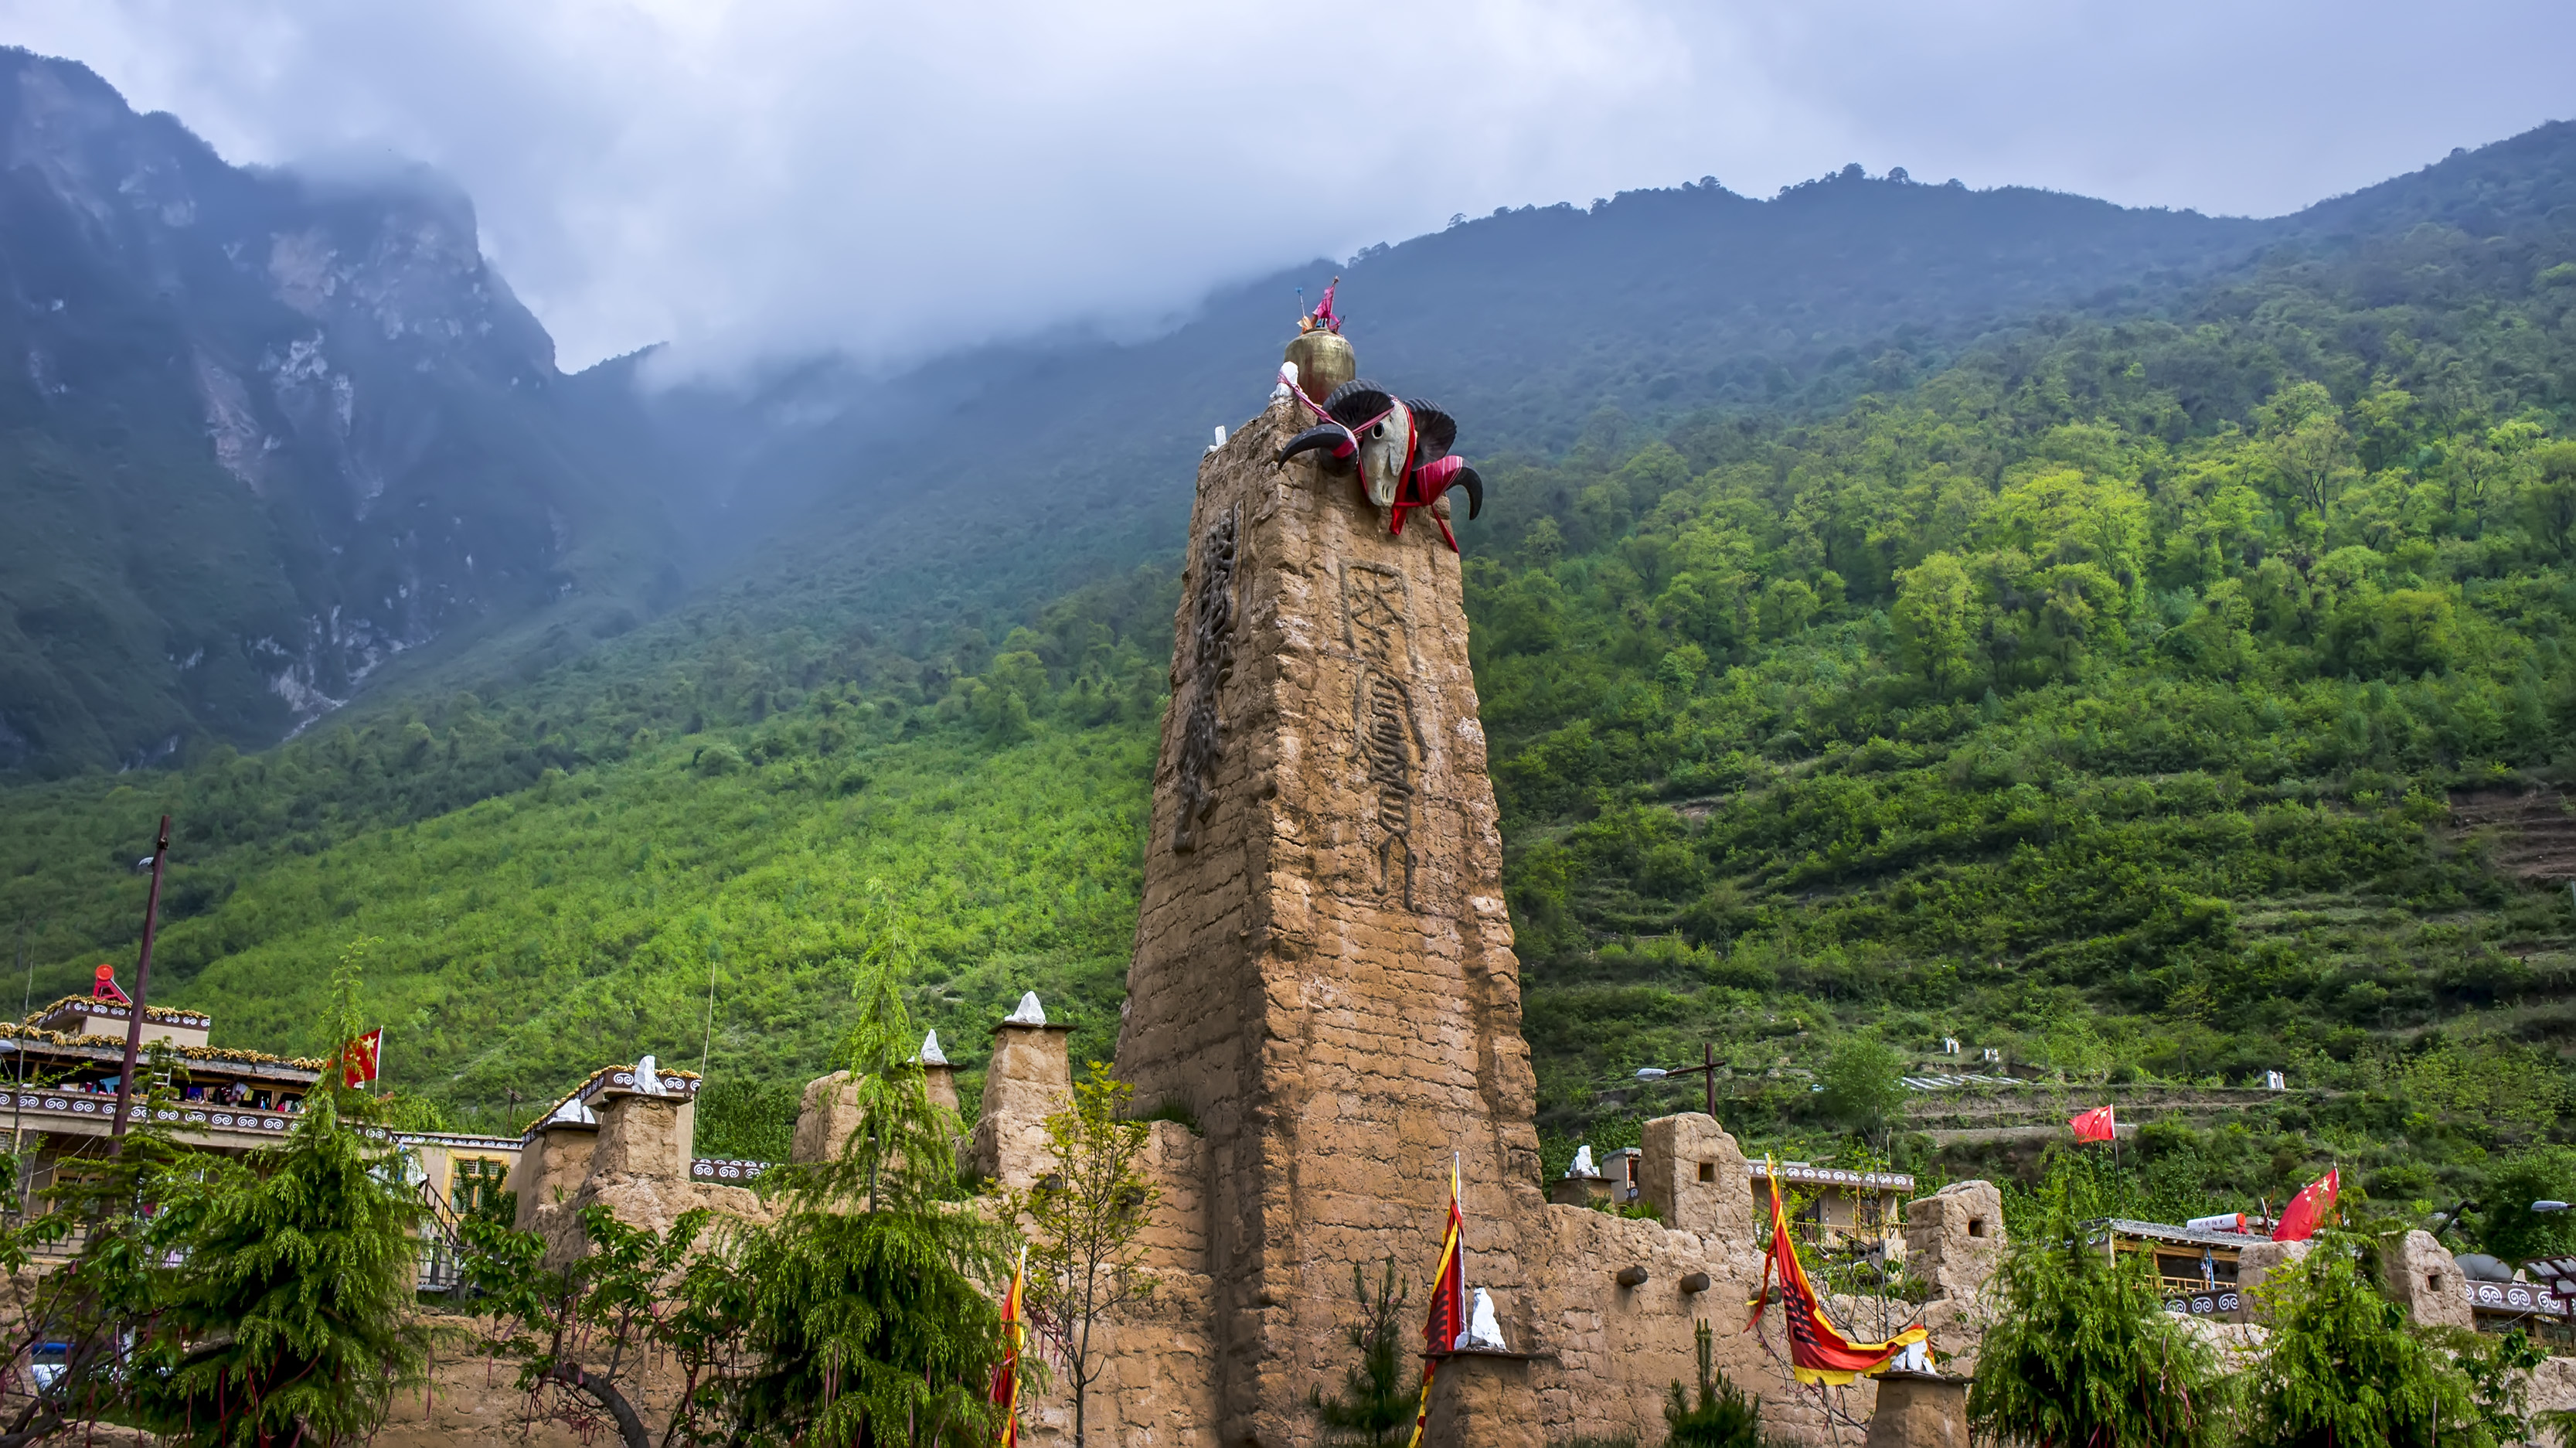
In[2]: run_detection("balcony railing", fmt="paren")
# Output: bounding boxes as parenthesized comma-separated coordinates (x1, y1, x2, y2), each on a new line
(689, 1158, 772, 1184)
(0, 1092, 294, 1134)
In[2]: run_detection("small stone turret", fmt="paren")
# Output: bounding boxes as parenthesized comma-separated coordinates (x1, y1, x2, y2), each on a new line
(919, 1029, 959, 1113)
(791, 1031, 966, 1165)
(1640, 1115, 1752, 1239)
(972, 995, 1074, 1191)
(1904, 1179, 2004, 1300)
(508, 1062, 764, 1264)
(2380, 1229, 2472, 1329)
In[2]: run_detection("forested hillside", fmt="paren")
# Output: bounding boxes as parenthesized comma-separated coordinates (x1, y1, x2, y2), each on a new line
(15, 114, 2576, 1241)
(1469, 216, 2576, 1225)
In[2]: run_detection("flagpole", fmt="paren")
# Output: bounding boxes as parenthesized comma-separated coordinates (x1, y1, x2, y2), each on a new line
(111, 816, 171, 1147)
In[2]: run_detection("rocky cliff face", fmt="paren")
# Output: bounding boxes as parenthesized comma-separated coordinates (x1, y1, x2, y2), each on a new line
(0, 48, 674, 774)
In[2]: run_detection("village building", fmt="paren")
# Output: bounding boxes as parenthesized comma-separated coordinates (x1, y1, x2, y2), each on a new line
(0, 993, 527, 1287)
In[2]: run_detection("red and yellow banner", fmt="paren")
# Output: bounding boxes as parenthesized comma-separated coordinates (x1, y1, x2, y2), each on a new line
(991, 1245, 1026, 1446)
(1405, 1157, 1466, 1448)
(1748, 1162, 1926, 1385)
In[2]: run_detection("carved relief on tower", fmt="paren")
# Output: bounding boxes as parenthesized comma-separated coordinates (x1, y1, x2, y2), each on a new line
(1172, 505, 1239, 853)
(1341, 561, 1425, 908)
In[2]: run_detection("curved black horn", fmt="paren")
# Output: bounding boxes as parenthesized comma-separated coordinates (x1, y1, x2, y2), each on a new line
(1274, 424, 1350, 465)
(1452, 467, 1484, 520)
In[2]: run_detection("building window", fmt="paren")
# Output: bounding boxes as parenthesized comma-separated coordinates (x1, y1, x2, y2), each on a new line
(1697, 1162, 1716, 1183)
(453, 1157, 511, 1222)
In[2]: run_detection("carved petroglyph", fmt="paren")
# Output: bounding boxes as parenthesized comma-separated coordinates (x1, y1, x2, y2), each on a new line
(1342, 562, 1421, 906)
(1173, 506, 1239, 853)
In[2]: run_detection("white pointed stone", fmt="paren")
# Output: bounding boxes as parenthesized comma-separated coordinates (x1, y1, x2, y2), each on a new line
(919, 1030, 949, 1066)
(635, 1054, 666, 1095)
(1004, 992, 1047, 1026)
(1568, 1145, 1596, 1178)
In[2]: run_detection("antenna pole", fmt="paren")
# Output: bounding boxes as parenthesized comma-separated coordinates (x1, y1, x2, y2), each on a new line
(700, 941, 720, 1078)
(111, 816, 171, 1146)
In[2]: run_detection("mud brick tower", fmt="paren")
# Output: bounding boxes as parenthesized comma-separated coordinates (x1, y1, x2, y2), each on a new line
(1115, 395, 1547, 1443)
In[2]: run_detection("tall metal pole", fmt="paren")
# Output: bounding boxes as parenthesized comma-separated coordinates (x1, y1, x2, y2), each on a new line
(1704, 1041, 1717, 1120)
(110, 816, 170, 1145)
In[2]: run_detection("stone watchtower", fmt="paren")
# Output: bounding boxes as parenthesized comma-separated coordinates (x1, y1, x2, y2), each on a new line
(1074, 388, 1985, 1448)
(1114, 397, 1546, 1443)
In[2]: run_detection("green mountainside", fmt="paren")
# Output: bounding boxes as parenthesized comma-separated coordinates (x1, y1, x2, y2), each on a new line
(15, 90, 2576, 1238)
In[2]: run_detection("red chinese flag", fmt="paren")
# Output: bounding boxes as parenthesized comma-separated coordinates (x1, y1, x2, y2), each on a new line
(342, 1027, 383, 1087)
(2069, 1105, 2117, 1143)
(2272, 1167, 2339, 1242)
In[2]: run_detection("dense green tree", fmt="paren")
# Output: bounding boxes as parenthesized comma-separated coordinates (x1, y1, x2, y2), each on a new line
(1817, 1037, 1909, 1138)
(131, 957, 429, 1445)
(2242, 1236, 2487, 1448)
(1967, 1167, 2227, 1448)
(1890, 553, 1978, 688)
(2478, 1146, 2576, 1264)
(727, 905, 1013, 1447)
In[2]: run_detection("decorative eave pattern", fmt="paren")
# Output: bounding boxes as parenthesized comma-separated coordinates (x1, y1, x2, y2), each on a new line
(1749, 1160, 1915, 1193)
(0, 1023, 325, 1075)
(26, 996, 213, 1033)
(690, 1157, 771, 1182)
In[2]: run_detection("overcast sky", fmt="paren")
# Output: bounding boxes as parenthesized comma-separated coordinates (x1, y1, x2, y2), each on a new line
(7, 2, 2572, 375)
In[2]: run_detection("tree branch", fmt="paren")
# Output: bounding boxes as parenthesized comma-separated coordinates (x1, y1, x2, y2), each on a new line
(542, 1361, 652, 1448)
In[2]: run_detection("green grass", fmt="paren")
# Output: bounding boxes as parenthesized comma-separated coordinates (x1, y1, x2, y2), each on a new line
(4, 709, 1153, 1138)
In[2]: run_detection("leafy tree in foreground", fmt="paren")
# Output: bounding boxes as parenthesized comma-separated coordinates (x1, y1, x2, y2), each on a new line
(2242, 1235, 2488, 1448)
(1966, 1166, 2226, 1448)
(458, 905, 1010, 1448)
(1012, 1067, 1159, 1448)
(0, 1056, 201, 1445)
(730, 916, 1012, 1448)
(460, 1204, 737, 1448)
(131, 949, 428, 1445)
(1312, 1258, 1411, 1446)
